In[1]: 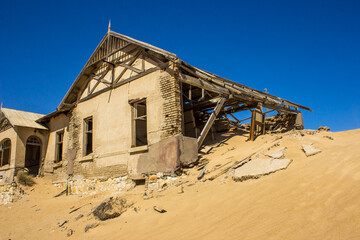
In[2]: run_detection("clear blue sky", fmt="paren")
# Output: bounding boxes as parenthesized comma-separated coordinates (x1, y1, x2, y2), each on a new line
(0, 0, 359, 131)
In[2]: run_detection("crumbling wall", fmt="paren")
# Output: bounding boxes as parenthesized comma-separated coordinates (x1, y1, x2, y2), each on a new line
(265, 113, 297, 132)
(159, 73, 182, 138)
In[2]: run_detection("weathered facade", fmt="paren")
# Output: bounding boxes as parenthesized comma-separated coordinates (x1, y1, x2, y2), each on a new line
(1, 30, 310, 184)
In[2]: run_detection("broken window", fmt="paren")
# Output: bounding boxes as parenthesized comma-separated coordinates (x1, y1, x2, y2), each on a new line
(0, 139, 11, 167)
(131, 100, 148, 147)
(84, 117, 93, 155)
(55, 131, 64, 162)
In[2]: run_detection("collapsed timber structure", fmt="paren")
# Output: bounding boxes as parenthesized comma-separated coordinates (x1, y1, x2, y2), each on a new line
(0, 29, 311, 184)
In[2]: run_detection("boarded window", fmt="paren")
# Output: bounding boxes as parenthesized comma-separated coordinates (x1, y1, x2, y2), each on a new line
(55, 131, 64, 162)
(0, 139, 11, 166)
(131, 100, 148, 147)
(84, 117, 93, 155)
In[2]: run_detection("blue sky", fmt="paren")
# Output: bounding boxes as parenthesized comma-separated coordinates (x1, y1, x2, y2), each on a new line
(0, 0, 359, 131)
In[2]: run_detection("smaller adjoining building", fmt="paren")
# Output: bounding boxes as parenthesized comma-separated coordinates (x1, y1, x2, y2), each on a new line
(0, 108, 48, 184)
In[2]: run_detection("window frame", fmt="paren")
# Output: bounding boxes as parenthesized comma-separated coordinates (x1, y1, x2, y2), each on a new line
(0, 139, 11, 167)
(83, 116, 93, 156)
(130, 99, 148, 148)
(55, 130, 64, 163)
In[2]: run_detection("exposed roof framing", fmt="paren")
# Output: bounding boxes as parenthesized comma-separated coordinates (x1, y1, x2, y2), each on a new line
(54, 30, 311, 121)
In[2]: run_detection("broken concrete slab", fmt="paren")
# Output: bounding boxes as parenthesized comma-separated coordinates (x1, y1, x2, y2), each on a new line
(265, 147, 287, 159)
(302, 144, 322, 157)
(232, 158, 292, 182)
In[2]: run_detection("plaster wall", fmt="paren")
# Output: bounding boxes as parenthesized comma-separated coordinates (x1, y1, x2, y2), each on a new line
(0, 127, 17, 184)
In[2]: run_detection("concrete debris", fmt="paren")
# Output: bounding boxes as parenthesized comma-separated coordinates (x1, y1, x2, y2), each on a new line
(232, 158, 292, 182)
(323, 136, 334, 140)
(302, 145, 322, 157)
(153, 206, 167, 213)
(84, 223, 99, 233)
(67, 229, 74, 237)
(178, 186, 184, 194)
(265, 147, 287, 159)
(75, 214, 84, 221)
(92, 197, 129, 221)
(143, 191, 152, 200)
(318, 126, 330, 132)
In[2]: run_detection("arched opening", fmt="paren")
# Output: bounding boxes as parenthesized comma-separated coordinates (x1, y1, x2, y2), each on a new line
(0, 139, 11, 167)
(25, 136, 41, 176)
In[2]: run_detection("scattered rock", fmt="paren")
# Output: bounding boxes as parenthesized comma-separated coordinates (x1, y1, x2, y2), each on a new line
(58, 220, 68, 227)
(75, 214, 84, 221)
(232, 158, 292, 182)
(265, 147, 287, 159)
(149, 175, 157, 183)
(153, 206, 167, 213)
(67, 229, 74, 237)
(143, 191, 152, 200)
(84, 223, 99, 232)
(92, 197, 129, 221)
(323, 136, 334, 140)
(61, 226, 67, 232)
(35, 208, 41, 211)
(318, 126, 330, 132)
(302, 144, 322, 157)
(178, 186, 184, 194)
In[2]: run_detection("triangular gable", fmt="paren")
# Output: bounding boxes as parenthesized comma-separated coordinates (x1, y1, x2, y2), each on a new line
(58, 31, 177, 110)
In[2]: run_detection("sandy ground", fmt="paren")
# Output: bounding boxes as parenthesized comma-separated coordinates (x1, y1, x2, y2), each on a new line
(1, 128, 360, 240)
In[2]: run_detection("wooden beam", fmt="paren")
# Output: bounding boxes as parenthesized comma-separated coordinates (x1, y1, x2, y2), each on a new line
(79, 62, 170, 103)
(114, 49, 143, 84)
(179, 73, 230, 96)
(115, 62, 142, 73)
(197, 96, 227, 150)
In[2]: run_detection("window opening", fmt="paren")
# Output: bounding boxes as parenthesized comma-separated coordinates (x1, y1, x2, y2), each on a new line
(131, 100, 147, 147)
(55, 131, 64, 162)
(84, 117, 93, 155)
(0, 139, 11, 166)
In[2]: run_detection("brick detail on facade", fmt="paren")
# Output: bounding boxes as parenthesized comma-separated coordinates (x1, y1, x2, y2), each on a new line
(159, 72, 182, 138)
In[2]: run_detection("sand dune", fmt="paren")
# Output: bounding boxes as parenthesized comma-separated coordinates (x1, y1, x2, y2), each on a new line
(1, 129, 360, 240)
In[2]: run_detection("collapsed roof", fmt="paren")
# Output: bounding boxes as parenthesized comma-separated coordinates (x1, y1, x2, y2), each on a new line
(40, 30, 310, 122)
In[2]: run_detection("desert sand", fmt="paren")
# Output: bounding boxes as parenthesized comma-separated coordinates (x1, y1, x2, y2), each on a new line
(1, 128, 360, 240)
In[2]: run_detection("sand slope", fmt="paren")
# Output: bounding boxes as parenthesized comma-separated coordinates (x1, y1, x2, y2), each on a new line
(1, 129, 360, 240)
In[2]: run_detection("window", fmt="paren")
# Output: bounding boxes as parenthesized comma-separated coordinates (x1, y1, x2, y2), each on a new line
(55, 131, 64, 162)
(84, 117, 93, 155)
(131, 100, 148, 147)
(0, 139, 11, 167)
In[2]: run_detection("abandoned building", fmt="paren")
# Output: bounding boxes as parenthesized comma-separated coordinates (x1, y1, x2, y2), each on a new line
(0, 29, 310, 184)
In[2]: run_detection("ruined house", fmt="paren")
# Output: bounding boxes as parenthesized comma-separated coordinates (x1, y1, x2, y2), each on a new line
(0, 30, 310, 184)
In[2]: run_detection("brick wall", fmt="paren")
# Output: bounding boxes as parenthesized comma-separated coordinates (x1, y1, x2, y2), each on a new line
(159, 72, 182, 138)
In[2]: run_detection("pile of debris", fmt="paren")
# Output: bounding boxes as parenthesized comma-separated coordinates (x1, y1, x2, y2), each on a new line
(265, 113, 297, 132)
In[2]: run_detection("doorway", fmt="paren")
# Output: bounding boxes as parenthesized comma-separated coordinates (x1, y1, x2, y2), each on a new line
(25, 136, 41, 176)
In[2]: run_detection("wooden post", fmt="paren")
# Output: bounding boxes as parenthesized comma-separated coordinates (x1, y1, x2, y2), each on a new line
(197, 96, 227, 149)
